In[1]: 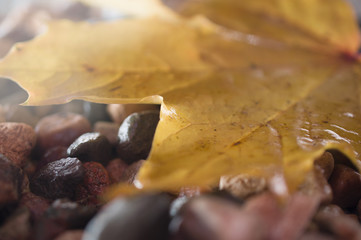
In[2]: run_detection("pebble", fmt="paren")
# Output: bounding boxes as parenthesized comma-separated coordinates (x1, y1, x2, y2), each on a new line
(54, 230, 84, 240)
(83, 194, 171, 240)
(35, 112, 91, 155)
(0, 207, 32, 240)
(105, 158, 128, 183)
(35, 199, 96, 240)
(0, 154, 24, 207)
(121, 160, 145, 184)
(94, 121, 120, 146)
(0, 122, 36, 168)
(107, 104, 159, 124)
(30, 157, 85, 200)
(20, 192, 50, 221)
(75, 162, 111, 206)
(117, 110, 159, 164)
(314, 151, 334, 180)
(329, 164, 361, 209)
(67, 132, 112, 166)
(219, 174, 267, 199)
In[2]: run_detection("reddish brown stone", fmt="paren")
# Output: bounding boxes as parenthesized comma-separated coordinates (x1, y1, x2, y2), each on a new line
(106, 158, 128, 183)
(20, 192, 50, 221)
(0, 122, 36, 168)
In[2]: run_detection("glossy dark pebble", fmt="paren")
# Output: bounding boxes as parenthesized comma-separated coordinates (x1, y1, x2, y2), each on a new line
(329, 164, 361, 209)
(30, 158, 85, 200)
(83, 194, 171, 240)
(38, 146, 68, 171)
(116, 110, 159, 164)
(67, 132, 112, 166)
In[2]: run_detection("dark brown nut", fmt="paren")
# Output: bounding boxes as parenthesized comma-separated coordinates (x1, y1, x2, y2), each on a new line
(35, 112, 91, 154)
(0, 122, 36, 168)
(329, 164, 361, 209)
(0, 154, 23, 207)
(30, 158, 85, 200)
(117, 110, 159, 164)
(0, 207, 32, 240)
(83, 194, 171, 240)
(121, 160, 145, 184)
(107, 104, 159, 124)
(36, 199, 96, 240)
(20, 192, 50, 221)
(67, 133, 112, 165)
(106, 158, 128, 183)
(38, 146, 68, 170)
(314, 152, 334, 180)
(94, 121, 120, 146)
(75, 162, 111, 205)
(54, 230, 84, 240)
(83, 102, 111, 124)
(3, 105, 39, 127)
(219, 174, 267, 199)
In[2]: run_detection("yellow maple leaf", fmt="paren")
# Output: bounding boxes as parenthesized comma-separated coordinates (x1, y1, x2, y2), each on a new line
(0, 0, 360, 196)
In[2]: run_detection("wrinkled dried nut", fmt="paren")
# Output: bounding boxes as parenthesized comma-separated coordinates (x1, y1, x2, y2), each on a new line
(76, 162, 110, 205)
(30, 158, 85, 199)
(38, 146, 68, 170)
(0, 154, 23, 207)
(35, 112, 91, 154)
(20, 192, 50, 221)
(219, 174, 267, 199)
(314, 152, 334, 180)
(54, 230, 84, 240)
(117, 110, 159, 164)
(94, 121, 120, 146)
(121, 160, 145, 184)
(329, 164, 361, 209)
(0, 122, 36, 168)
(106, 158, 128, 183)
(107, 104, 159, 124)
(67, 133, 112, 165)
(298, 167, 332, 204)
(84, 194, 171, 240)
(0, 207, 32, 240)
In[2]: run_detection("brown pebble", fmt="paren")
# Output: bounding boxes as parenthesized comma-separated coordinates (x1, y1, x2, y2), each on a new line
(35, 112, 91, 155)
(107, 104, 159, 124)
(0, 154, 24, 207)
(54, 230, 83, 240)
(0, 122, 36, 168)
(0, 207, 32, 240)
(106, 158, 128, 183)
(329, 164, 361, 209)
(20, 192, 50, 221)
(121, 160, 145, 184)
(94, 121, 120, 146)
(3, 105, 39, 127)
(314, 152, 334, 180)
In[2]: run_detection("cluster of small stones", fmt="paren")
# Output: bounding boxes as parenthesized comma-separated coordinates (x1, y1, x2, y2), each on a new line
(1, 81, 361, 240)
